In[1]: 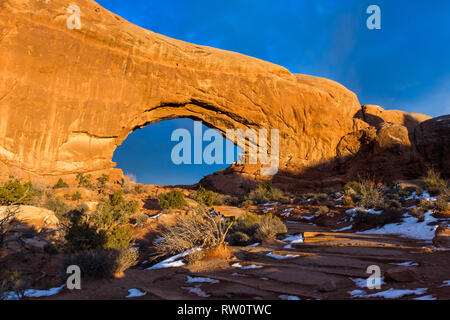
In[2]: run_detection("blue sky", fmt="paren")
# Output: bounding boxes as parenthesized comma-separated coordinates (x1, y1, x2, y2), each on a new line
(103, 0, 450, 185)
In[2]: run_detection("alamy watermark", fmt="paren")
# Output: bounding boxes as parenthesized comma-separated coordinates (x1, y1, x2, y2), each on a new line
(66, 4, 82, 30)
(170, 121, 280, 176)
(366, 5, 381, 30)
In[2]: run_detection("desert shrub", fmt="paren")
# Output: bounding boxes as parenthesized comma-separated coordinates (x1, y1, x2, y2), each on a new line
(184, 250, 205, 265)
(410, 207, 425, 222)
(0, 205, 20, 248)
(358, 181, 385, 209)
(227, 213, 287, 245)
(193, 186, 215, 207)
(154, 206, 233, 259)
(423, 168, 447, 196)
(344, 181, 362, 197)
(76, 173, 93, 189)
(0, 270, 31, 300)
(63, 248, 137, 279)
(0, 177, 33, 206)
(71, 191, 82, 201)
(96, 174, 110, 192)
(342, 195, 354, 206)
(158, 190, 186, 209)
(64, 190, 138, 252)
(135, 214, 149, 225)
(240, 199, 253, 209)
(386, 199, 402, 209)
(246, 182, 285, 204)
(419, 199, 434, 211)
(45, 196, 70, 218)
(53, 178, 69, 189)
(133, 184, 146, 194)
(435, 195, 449, 213)
(353, 208, 403, 227)
(317, 206, 330, 216)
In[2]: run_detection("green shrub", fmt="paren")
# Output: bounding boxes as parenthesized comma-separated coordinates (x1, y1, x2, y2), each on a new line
(158, 190, 186, 209)
(45, 196, 70, 217)
(344, 181, 362, 197)
(71, 191, 82, 201)
(423, 168, 447, 196)
(64, 190, 138, 252)
(227, 213, 287, 245)
(193, 186, 215, 207)
(136, 214, 149, 225)
(134, 184, 146, 194)
(0, 177, 33, 206)
(96, 174, 110, 191)
(76, 173, 93, 189)
(63, 248, 137, 279)
(246, 182, 285, 204)
(53, 178, 69, 189)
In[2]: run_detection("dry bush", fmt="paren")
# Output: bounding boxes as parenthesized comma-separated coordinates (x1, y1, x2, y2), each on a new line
(317, 206, 330, 216)
(154, 206, 233, 259)
(227, 213, 287, 245)
(63, 248, 137, 279)
(358, 181, 385, 209)
(435, 195, 449, 213)
(246, 182, 287, 204)
(423, 168, 447, 196)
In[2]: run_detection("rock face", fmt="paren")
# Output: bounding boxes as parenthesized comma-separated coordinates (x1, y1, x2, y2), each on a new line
(432, 225, 450, 248)
(0, 0, 444, 192)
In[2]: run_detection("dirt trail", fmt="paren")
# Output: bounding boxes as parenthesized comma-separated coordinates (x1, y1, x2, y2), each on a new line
(42, 219, 450, 300)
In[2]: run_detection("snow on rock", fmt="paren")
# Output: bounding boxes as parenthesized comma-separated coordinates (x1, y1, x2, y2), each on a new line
(414, 295, 436, 300)
(3, 285, 65, 300)
(357, 211, 438, 241)
(332, 225, 353, 232)
(349, 288, 428, 299)
(267, 252, 299, 260)
(182, 287, 210, 298)
(147, 248, 202, 270)
(441, 280, 450, 287)
(283, 234, 304, 244)
(232, 263, 263, 269)
(405, 191, 436, 202)
(279, 295, 301, 300)
(389, 261, 419, 267)
(350, 277, 386, 288)
(247, 243, 261, 247)
(186, 276, 219, 284)
(126, 289, 147, 298)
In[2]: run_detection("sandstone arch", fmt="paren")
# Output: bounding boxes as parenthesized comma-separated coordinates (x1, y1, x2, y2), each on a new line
(0, 0, 441, 191)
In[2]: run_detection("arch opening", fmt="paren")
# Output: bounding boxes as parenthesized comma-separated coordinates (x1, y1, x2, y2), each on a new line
(112, 118, 244, 186)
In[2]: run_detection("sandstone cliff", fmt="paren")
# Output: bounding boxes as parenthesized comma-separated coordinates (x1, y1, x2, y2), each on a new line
(0, 0, 446, 192)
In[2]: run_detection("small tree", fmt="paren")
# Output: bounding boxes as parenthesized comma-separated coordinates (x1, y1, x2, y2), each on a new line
(158, 190, 186, 209)
(96, 174, 110, 193)
(0, 177, 33, 206)
(194, 186, 215, 207)
(53, 178, 69, 189)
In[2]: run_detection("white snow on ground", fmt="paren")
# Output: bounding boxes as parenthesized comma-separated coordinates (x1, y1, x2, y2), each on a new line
(357, 211, 438, 241)
(405, 191, 436, 202)
(441, 280, 450, 287)
(147, 248, 202, 270)
(281, 209, 294, 217)
(390, 261, 419, 267)
(186, 276, 219, 284)
(3, 285, 65, 300)
(414, 295, 436, 300)
(283, 234, 304, 244)
(349, 288, 427, 299)
(153, 237, 164, 244)
(332, 225, 353, 232)
(267, 252, 299, 260)
(346, 207, 383, 216)
(301, 215, 315, 220)
(150, 212, 163, 219)
(126, 289, 147, 298)
(232, 263, 263, 269)
(279, 295, 300, 300)
(232, 272, 246, 277)
(247, 243, 261, 247)
(350, 277, 386, 288)
(182, 287, 210, 298)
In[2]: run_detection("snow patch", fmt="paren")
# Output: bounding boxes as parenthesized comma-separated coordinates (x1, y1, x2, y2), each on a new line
(147, 248, 202, 270)
(186, 276, 219, 284)
(126, 289, 147, 298)
(3, 285, 65, 300)
(349, 288, 427, 299)
(279, 295, 300, 300)
(232, 263, 263, 269)
(267, 252, 299, 260)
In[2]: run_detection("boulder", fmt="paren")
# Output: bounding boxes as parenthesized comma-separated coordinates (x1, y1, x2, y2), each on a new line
(384, 267, 421, 283)
(432, 224, 450, 248)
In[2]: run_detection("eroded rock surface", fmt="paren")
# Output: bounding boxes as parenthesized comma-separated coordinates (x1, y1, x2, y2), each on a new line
(0, 0, 444, 192)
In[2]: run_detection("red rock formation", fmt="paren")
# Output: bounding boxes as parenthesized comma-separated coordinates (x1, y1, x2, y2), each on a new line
(0, 0, 444, 192)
